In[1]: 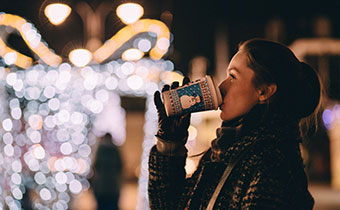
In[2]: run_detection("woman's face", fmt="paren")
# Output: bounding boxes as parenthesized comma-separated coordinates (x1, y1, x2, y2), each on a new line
(218, 50, 261, 121)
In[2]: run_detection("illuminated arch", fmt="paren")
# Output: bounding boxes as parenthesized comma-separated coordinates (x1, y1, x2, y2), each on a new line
(0, 14, 170, 69)
(0, 13, 62, 68)
(93, 19, 170, 63)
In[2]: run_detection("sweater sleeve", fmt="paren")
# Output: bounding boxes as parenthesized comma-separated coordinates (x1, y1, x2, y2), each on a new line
(148, 145, 188, 210)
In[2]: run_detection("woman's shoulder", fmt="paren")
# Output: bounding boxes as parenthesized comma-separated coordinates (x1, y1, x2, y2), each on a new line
(246, 135, 302, 175)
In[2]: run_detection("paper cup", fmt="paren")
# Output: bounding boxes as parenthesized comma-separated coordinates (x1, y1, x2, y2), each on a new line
(162, 75, 222, 116)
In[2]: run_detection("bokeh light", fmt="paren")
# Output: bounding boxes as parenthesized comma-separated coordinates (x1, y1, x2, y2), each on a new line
(44, 3, 72, 25)
(69, 49, 92, 67)
(122, 48, 144, 61)
(116, 3, 144, 24)
(0, 11, 175, 210)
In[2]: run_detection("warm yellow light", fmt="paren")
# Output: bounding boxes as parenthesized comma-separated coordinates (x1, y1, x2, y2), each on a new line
(93, 19, 170, 63)
(44, 3, 72, 25)
(69, 49, 92, 67)
(0, 13, 61, 67)
(160, 71, 184, 85)
(122, 48, 144, 61)
(116, 3, 144, 24)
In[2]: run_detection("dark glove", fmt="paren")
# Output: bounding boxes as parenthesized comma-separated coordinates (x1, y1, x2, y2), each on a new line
(154, 77, 191, 146)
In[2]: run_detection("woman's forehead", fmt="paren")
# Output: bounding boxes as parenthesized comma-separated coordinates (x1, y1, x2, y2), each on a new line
(229, 51, 249, 70)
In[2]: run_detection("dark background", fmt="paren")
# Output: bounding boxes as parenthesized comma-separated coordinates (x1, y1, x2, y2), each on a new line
(1, 0, 338, 187)
(2, 0, 340, 76)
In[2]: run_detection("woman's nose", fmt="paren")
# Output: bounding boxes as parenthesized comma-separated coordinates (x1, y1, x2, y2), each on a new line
(218, 79, 227, 97)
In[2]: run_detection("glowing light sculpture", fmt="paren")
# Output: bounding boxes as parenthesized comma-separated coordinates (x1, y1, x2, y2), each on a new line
(93, 19, 171, 63)
(0, 11, 175, 210)
(0, 58, 180, 209)
(116, 3, 144, 25)
(44, 3, 72, 25)
(0, 13, 62, 67)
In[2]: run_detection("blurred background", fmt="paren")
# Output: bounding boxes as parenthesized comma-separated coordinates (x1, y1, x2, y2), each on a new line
(1, 0, 340, 209)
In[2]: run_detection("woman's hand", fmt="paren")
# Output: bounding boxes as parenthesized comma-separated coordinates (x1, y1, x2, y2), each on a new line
(154, 77, 191, 144)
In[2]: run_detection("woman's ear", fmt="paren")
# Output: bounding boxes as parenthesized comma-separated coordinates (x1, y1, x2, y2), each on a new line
(258, 83, 277, 103)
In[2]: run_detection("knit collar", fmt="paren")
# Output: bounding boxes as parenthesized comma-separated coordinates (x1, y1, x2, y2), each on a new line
(210, 105, 301, 163)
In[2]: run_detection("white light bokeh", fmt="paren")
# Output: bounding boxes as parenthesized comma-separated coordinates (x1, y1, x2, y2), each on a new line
(60, 142, 73, 155)
(28, 114, 43, 130)
(70, 112, 83, 125)
(127, 75, 144, 90)
(43, 86, 56, 98)
(69, 180, 82, 194)
(78, 144, 91, 157)
(11, 107, 22, 120)
(2, 118, 13, 131)
(34, 172, 46, 185)
(157, 37, 170, 50)
(44, 3, 71, 25)
(32, 144, 46, 160)
(28, 158, 40, 171)
(48, 98, 60, 111)
(55, 172, 67, 184)
(11, 187, 23, 200)
(122, 48, 144, 61)
(105, 77, 118, 90)
(4, 52, 17, 65)
(116, 3, 144, 24)
(11, 160, 22, 173)
(4, 144, 14, 157)
(3, 132, 13, 144)
(0, 57, 174, 209)
(57, 110, 70, 123)
(40, 188, 52, 201)
(29, 130, 41, 143)
(13, 79, 23, 91)
(137, 39, 152, 52)
(11, 173, 22, 185)
(69, 49, 92, 67)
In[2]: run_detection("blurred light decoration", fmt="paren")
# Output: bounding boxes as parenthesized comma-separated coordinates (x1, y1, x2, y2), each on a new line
(0, 13, 62, 68)
(69, 49, 92, 67)
(322, 104, 340, 189)
(0, 4, 174, 209)
(0, 58, 180, 209)
(116, 3, 144, 24)
(44, 3, 72, 25)
(93, 19, 170, 63)
(122, 48, 144, 61)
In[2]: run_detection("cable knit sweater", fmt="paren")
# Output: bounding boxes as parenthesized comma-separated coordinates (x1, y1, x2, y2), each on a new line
(148, 109, 314, 210)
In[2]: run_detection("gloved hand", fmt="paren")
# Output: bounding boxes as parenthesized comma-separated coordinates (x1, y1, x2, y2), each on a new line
(154, 77, 191, 145)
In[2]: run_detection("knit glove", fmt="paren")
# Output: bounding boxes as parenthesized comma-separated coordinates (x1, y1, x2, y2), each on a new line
(154, 77, 191, 155)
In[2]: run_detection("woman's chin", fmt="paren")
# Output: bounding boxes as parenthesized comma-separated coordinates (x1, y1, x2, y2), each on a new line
(219, 112, 228, 121)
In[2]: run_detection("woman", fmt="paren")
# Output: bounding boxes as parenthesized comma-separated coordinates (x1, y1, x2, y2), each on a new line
(148, 38, 321, 209)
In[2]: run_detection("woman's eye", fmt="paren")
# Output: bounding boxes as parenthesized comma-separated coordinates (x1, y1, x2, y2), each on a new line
(229, 74, 235, 79)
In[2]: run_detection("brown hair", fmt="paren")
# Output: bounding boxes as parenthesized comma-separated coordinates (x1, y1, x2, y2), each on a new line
(238, 39, 323, 137)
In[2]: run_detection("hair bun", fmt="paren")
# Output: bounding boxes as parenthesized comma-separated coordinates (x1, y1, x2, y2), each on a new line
(295, 62, 321, 118)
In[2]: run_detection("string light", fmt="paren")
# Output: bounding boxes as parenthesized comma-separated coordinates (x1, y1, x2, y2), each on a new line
(116, 3, 144, 24)
(0, 58, 180, 209)
(0, 13, 171, 69)
(44, 3, 72, 25)
(0, 11, 175, 210)
(0, 13, 62, 67)
(93, 19, 170, 63)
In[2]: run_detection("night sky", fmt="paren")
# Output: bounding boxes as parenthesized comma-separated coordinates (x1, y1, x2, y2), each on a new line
(1, 0, 340, 75)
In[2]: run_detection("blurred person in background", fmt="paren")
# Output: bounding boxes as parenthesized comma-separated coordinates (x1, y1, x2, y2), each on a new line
(148, 38, 322, 209)
(91, 133, 123, 210)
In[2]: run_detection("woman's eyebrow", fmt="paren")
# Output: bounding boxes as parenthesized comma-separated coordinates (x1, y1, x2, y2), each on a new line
(227, 67, 240, 74)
